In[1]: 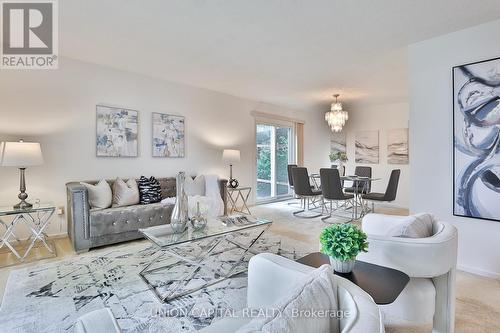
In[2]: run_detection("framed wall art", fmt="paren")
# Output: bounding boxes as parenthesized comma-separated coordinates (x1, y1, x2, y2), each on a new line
(152, 112, 185, 157)
(453, 57, 500, 222)
(355, 130, 379, 164)
(387, 128, 409, 164)
(96, 105, 138, 157)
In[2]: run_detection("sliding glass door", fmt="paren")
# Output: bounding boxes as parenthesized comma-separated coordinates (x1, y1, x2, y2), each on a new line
(256, 122, 295, 202)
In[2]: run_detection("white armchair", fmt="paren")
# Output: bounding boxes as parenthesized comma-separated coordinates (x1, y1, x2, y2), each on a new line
(201, 253, 384, 333)
(357, 213, 458, 333)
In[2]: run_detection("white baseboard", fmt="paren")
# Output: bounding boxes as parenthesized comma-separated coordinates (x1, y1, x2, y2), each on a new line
(458, 264, 500, 280)
(375, 203, 408, 210)
(47, 232, 68, 239)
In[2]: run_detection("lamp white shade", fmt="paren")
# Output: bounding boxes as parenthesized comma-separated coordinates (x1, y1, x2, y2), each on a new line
(1, 141, 44, 167)
(222, 149, 241, 163)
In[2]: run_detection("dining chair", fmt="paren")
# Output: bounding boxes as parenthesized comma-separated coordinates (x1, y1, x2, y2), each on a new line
(319, 168, 354, 223)
(291, 167, 322, 218)
(362, 169, 401, 212)
(344, 166, 372, 194)
(287, 164, 299, 205)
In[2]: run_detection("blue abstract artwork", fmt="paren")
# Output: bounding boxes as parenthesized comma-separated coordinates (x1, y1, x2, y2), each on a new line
(453, 58, 500, 222)
(152, 112, 185, 157)
(96, 105, 138, 157)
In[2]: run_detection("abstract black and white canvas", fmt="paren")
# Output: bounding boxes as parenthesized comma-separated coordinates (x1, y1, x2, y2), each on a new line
(152, 113, 185, 157)
(387, 128, 409, 164)
(96, 105, 138, 157)
(355, 130, 379, 164)
(330, 132, 346, 155)
(453, 58, 500, 222)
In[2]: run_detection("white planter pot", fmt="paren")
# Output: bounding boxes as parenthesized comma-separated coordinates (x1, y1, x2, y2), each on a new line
(329, 257, 355, 273)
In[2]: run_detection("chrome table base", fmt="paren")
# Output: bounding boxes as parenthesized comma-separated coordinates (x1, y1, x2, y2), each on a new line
(139, 224, 270, 303)
(0, 207, 56, 266)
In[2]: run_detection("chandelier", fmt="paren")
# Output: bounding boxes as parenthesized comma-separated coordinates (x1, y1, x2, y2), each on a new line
(325, 94, 348, 132)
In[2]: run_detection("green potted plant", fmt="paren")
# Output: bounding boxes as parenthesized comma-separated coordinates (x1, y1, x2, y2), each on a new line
(329, 151, 348, 171)
(320, 223, 368, 273)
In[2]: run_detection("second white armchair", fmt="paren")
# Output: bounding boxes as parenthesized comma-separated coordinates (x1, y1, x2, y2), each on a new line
(358, 213, 458, 333)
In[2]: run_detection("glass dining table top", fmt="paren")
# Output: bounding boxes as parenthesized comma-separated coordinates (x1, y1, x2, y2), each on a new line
(309, 173, 381, 182)
(341, 175, 381, 181)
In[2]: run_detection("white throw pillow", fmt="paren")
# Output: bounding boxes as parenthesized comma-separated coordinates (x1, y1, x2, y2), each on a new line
(112, 178, 140, 207)
(204, 174, 224, 216)
(237, 265, 340, 333)
(80, 179, 112, 209)
(388, 213, 435, 238)
(185, 175, 206, 196)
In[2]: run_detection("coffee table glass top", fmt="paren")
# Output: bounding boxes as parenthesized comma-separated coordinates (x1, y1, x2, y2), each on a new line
(139, 215, 272, 248)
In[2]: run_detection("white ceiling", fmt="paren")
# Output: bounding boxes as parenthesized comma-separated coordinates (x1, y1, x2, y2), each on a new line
(59, 0, 500, 111)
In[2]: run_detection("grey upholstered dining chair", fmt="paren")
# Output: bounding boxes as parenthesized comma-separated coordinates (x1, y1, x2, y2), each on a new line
(320, 168, 354, 223)
(291, 167, 322, 218)
(344, 166, 372, 194)
(287, 164, 297, 188)
(362, 169, 401, 212)
(287, 164, 299, 205)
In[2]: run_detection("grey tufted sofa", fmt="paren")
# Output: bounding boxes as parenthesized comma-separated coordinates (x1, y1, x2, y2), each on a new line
(66, 177, 228, 253)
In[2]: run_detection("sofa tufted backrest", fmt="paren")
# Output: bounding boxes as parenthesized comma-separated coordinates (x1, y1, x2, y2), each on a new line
(75, 176, 226, 201)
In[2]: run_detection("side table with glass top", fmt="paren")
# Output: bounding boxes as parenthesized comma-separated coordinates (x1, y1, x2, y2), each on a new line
(227, 186, 252, 215)
(139, 216, 272, 302)
(0, 203, 56, 266)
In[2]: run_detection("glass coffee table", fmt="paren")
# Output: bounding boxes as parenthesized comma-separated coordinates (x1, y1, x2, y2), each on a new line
(139, 216, 272, 302)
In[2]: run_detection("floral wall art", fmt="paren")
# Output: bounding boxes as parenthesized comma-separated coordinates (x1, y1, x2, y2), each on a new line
(152, 112, 185, 157)
(96, 105, 138, 157)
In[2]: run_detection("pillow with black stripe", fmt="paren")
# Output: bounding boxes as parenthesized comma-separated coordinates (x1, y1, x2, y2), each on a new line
(138, 176, 162, 204)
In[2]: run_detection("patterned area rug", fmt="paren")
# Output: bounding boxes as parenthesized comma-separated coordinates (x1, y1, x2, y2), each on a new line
(0, 233, 313, 332)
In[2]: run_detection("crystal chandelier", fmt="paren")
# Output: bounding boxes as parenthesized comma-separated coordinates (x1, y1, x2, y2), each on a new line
(325, 94, 348, 132)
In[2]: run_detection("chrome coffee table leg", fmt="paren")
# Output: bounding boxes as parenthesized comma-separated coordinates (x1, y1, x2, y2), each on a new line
(139, 224, 271, 303)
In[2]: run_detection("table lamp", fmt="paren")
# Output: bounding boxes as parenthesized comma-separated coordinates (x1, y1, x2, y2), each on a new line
(222, 149, 240, 188)
(1, 140, 44, 209)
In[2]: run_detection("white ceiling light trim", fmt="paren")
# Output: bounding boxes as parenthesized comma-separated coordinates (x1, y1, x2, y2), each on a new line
(325, 94, 348, 132)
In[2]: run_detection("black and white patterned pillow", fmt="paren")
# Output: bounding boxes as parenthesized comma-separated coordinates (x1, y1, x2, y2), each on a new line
(138, 176, 162, 204)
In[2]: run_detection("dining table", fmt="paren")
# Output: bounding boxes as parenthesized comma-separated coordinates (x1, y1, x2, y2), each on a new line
(310, 173, 381, 219)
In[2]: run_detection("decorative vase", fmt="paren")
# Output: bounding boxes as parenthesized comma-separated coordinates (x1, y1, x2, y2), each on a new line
(190, 202, 207, 231)
(339, 160, 348, 175)
(330, 257, 355, 273)
(170, 172, 189, 233)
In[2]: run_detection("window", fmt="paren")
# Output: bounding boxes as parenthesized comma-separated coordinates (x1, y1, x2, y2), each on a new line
(256, 121, 295, 202)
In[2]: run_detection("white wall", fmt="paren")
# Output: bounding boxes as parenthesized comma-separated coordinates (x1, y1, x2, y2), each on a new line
(409, 19, 500, 278)
(341, 102, 410, 208)
(0, 57, 331, 236)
